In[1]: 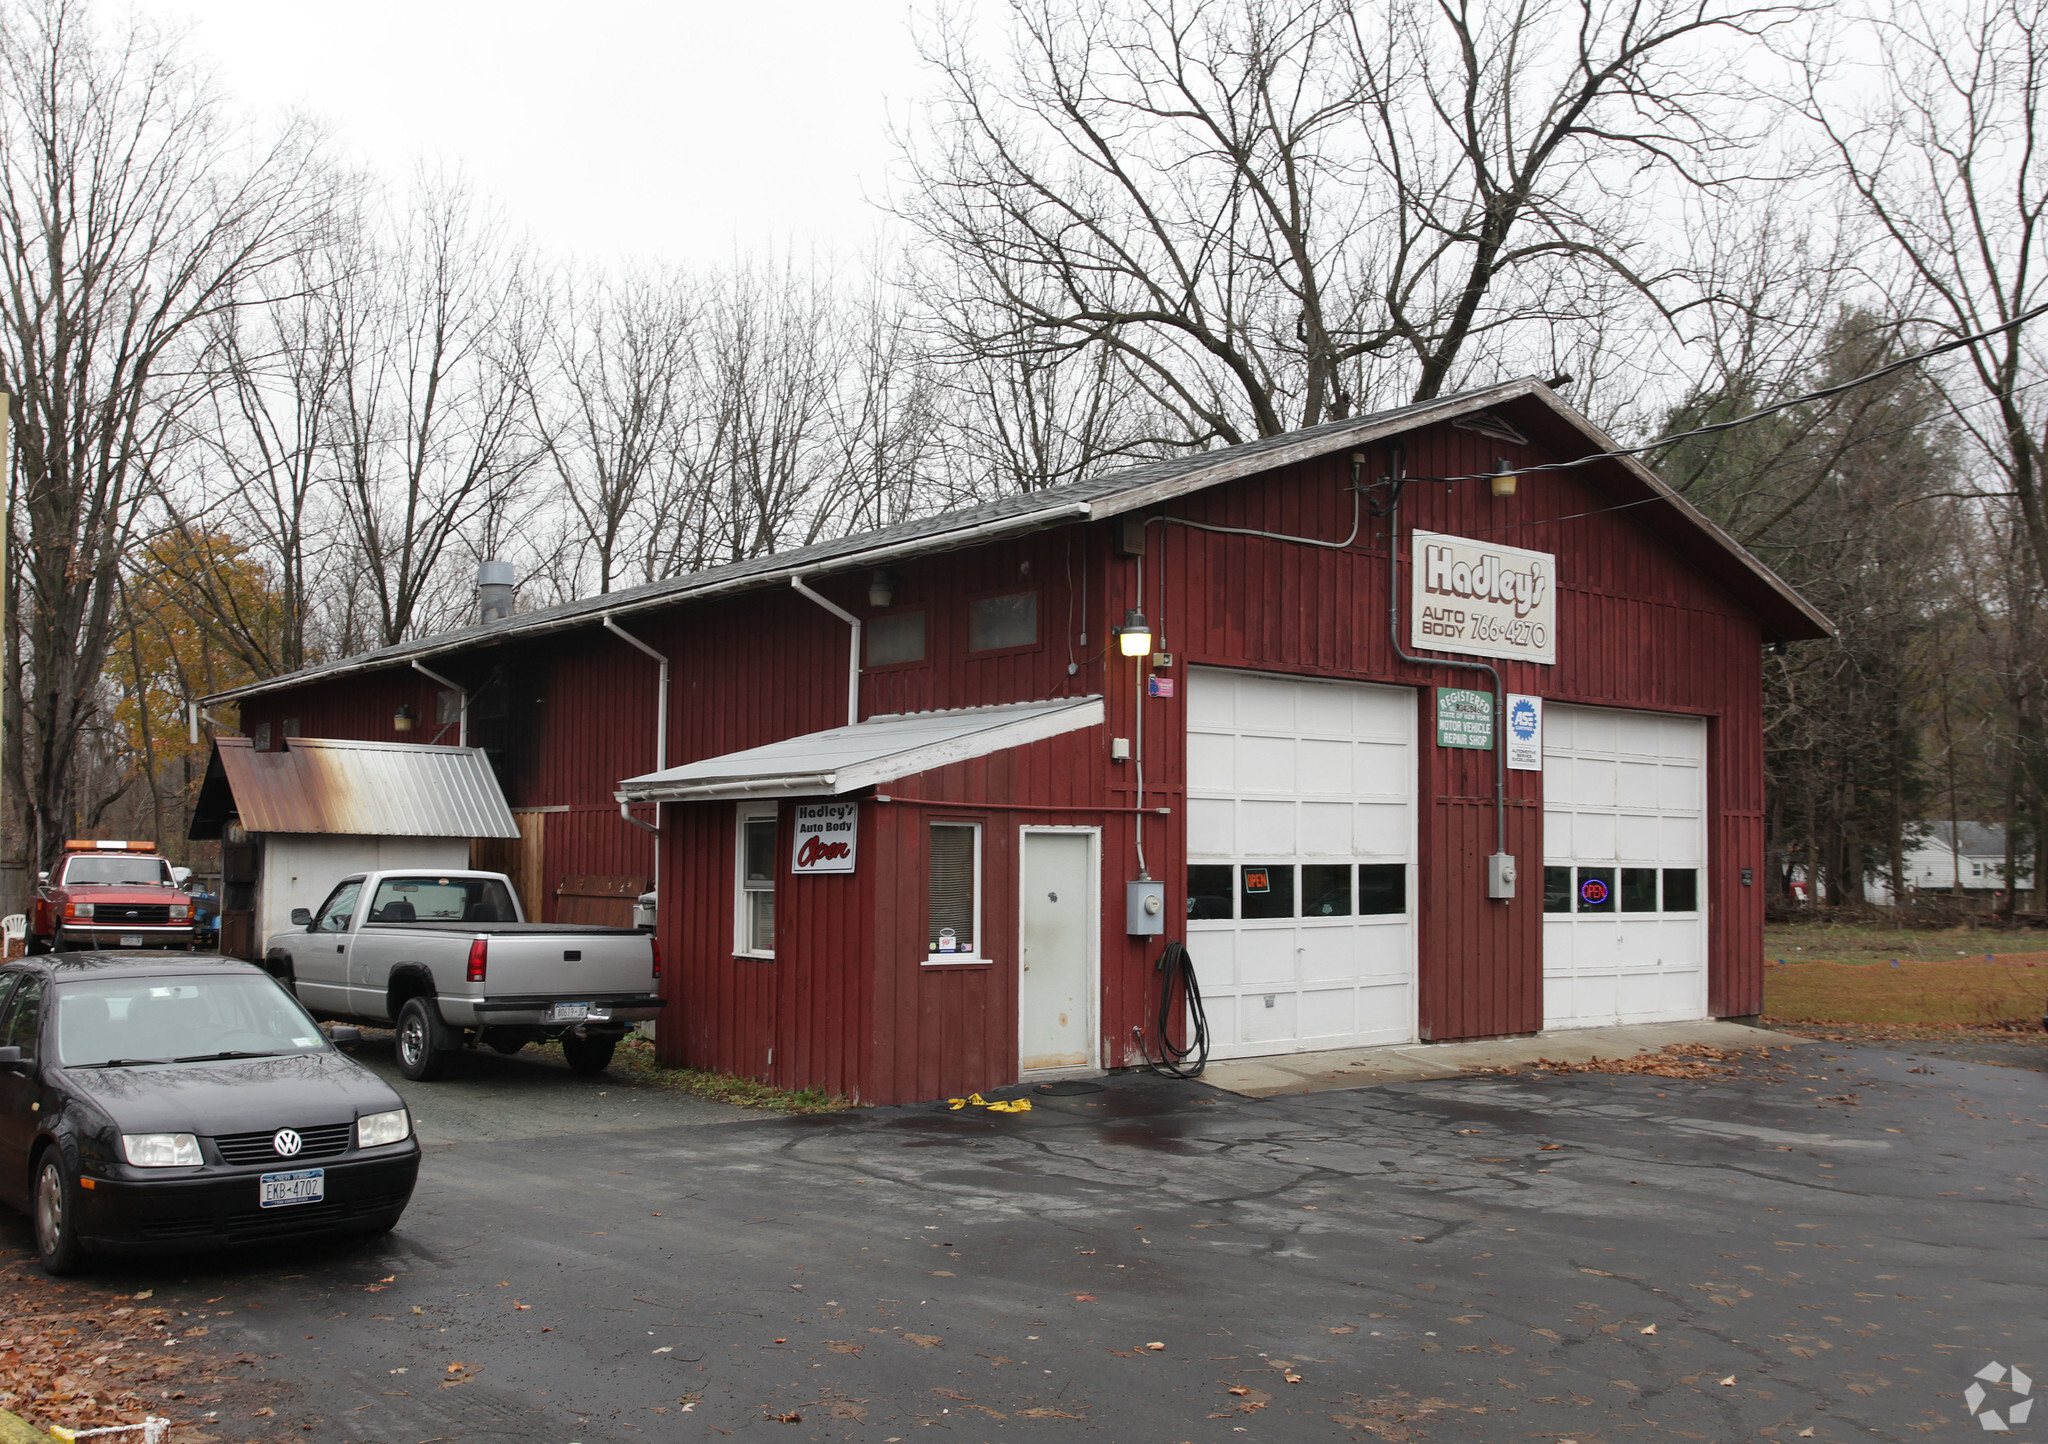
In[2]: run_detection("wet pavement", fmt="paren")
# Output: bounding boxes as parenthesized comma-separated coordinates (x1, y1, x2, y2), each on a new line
(4, 1042, 2044, 1442)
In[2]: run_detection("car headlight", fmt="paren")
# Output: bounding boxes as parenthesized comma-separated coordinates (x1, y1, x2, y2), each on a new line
(169, 903, 190, 920)
(68, 902, 94, 919)
(357, 1109, 411, 1148)
(122, 1133, 201, 1167)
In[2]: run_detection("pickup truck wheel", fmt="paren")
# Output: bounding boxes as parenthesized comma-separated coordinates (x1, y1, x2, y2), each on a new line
(395, 997, 449, 1082)
(561, 1033, 617, 1076)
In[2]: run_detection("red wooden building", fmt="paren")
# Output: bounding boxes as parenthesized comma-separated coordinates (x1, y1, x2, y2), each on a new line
(204, 380, 1829, 1105)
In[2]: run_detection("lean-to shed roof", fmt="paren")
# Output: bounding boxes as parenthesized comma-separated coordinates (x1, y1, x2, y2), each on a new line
(189, 737, 520, 839)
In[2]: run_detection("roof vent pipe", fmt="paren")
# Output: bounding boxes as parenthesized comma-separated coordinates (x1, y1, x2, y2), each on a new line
(478, 560, 517, 624)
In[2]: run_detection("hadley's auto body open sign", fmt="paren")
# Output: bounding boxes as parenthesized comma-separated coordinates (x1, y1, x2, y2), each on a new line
(1411, 530, 1556, 665)
(792, 802, 858, 874)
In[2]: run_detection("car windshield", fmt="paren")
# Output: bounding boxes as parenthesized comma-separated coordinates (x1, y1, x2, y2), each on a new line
(63, 856, 173, 887)
(55, 974, 327, 1067)
(365, 876, 517, 924)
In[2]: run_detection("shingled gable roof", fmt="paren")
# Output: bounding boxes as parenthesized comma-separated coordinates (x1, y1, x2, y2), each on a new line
(204, 378, 1831, 705)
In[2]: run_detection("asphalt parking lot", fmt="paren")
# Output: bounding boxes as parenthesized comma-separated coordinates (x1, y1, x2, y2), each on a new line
(5, 1036, 2044, 1442)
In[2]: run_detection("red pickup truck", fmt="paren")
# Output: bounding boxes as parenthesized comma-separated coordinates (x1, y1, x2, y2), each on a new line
(30, 840, 196, 952)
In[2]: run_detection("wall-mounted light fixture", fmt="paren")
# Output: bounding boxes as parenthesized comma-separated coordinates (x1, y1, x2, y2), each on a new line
(1115, 607, 1153, 657)
(1490, 456, 1517, 498)
(868, 568, 898, 609)
(393, 704, 418, 734)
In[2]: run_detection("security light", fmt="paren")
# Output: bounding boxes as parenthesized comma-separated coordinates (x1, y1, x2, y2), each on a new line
(393, 704, 418, 734)
(1115, 608, 1153, 657)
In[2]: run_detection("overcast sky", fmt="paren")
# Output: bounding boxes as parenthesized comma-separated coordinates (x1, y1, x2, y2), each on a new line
(131, 0, 960, 266)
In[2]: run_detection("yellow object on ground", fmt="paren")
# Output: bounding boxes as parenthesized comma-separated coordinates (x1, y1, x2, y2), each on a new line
(946, 1092, 1032, 1113)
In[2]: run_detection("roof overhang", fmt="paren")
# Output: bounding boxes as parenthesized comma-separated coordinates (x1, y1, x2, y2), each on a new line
(615, 696, 1105, 803)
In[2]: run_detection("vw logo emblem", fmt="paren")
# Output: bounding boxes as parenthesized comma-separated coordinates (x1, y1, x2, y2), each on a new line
(272, 1128, 303, 1157)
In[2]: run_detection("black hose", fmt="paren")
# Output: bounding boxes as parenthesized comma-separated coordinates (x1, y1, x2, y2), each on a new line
(1152, 939, 1209, 1079)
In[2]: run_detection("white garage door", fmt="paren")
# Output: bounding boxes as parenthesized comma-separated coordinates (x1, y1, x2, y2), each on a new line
(1186, 668, 1417, 1058)
(1542, 704, 1707, 1029)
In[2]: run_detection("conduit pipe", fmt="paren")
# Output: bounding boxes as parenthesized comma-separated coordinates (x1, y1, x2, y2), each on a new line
(410, 660, 468, 747)
(790, 575, 862, 727)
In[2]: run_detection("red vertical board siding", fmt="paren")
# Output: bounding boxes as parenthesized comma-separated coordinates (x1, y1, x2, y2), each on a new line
(235, 415, 1779, 1105)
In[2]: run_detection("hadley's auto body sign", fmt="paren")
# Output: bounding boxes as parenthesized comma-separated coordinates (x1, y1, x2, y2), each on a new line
(792, 802, 858, 874)
(1411, 530, 1556, 665)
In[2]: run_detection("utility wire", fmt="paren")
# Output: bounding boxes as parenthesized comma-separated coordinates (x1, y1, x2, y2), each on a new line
(1410, 300, 2048, 486)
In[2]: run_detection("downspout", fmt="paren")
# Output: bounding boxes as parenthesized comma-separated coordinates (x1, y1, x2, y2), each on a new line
(604, 615, 668, 842)
(790, 575, 861, 727)
(410, 660, 468, 747)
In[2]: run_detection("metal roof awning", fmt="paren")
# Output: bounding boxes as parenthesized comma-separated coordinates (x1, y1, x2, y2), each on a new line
(189, 737, 521, 840)
(615, 696, 1106, 803)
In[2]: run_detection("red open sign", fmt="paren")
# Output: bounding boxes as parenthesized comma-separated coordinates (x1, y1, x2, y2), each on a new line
(1243, 869, 1270, 893)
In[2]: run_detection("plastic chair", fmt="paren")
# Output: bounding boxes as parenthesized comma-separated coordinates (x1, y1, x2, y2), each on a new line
(1, 913, 24, 960)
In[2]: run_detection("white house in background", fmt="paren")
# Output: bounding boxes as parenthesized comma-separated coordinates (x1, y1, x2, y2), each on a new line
(1863, 821, 2035, 903)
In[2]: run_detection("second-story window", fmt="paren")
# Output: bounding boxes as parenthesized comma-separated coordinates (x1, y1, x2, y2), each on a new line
(867, 611, 926, 666)
(968, 591, 1037, 652)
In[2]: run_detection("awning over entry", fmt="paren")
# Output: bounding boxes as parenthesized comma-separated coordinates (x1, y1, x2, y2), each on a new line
(615, 696, 1105, 803)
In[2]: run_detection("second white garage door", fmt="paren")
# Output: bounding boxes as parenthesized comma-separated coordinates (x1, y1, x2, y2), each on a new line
(1542, 703, 1708, 1029)
(1185, 668, 1417, 1058)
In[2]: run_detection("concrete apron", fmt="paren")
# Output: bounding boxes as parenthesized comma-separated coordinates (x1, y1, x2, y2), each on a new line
(1203, 1018, 1810, 1096)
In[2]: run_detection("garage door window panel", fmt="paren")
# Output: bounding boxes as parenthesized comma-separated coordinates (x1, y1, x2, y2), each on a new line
(1357, 863, 1407, 916)
(1239, 865, 1295, 920)
(1187, 865, 1234, 920)
(1621, 868, 1659, 912)
(1576, 867, 1616, 913)
(1302, 865, 1351, 917)
(1662, 868, 1699, 912)
(1543, 866, 1572, 913)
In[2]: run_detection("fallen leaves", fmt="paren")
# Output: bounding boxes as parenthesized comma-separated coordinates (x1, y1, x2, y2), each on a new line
(1502, 1042, 1786, 1079)
(903, 1333, 943, 1349)
(0, 1259, 212, 1435)
(1720, 1375, 1738, 1387)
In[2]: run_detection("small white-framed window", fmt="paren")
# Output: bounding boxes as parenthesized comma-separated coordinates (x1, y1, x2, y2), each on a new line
(736, 803, 778, 957)
(926, 821, 984, 963)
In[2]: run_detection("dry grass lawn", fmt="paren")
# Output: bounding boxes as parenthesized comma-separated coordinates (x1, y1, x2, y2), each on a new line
(1763, 951, 2048, 1025)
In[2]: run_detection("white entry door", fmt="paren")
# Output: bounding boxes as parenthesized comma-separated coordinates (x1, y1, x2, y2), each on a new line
(1019, 829, 1098, 1070)
(1542, 704, 1708, 1029)
(1185, 667, 1418, 1058)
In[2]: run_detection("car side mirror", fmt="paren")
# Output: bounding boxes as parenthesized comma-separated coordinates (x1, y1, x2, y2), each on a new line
(290, 908, 313, 928)
(0, 1046, 20, 1065)
(326, 1025, 361, 1045)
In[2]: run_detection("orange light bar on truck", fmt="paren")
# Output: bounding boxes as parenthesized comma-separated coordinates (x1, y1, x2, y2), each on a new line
(63, 839, 156, 852)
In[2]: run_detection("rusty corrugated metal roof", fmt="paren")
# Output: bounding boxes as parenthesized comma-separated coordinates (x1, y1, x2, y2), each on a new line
(206, 737, 519, 838)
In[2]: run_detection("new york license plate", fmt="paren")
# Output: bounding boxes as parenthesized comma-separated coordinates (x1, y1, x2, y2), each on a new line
(547, 1002, 590, 1022)
(259, 1168, 325, 1208)
(119, 935, 143, 947)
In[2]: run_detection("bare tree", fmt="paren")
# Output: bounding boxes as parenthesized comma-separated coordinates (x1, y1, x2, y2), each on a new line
(0, 0, 332, 870)
(901, 0, 1803, 455)
(1798, 0, 2048, 587)
(328, 178, 540, 644)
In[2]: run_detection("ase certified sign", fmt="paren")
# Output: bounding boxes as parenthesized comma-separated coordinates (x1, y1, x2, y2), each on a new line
(1411, 530, 1556, 665)
(791, 802, 858, 874)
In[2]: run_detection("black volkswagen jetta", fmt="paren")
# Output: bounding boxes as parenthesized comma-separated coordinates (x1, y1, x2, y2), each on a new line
(0, 953, 420, 1273)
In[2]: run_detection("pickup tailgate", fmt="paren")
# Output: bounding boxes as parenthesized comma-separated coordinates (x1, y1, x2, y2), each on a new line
(475, 926, 655, 997)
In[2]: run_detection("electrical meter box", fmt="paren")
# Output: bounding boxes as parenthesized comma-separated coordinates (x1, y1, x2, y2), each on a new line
(1127, 879, 1166, 935)
(1487, 852, 1518, 900)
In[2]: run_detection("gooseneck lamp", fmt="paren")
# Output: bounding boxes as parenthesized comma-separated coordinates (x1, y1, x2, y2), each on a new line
(1115, 608, 1153, 658)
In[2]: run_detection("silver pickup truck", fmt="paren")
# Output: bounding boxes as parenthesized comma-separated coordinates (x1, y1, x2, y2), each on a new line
(262, 869, 663, 1082)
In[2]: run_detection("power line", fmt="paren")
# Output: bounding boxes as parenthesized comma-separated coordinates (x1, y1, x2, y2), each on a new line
(1412, 300, 2048, 486)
